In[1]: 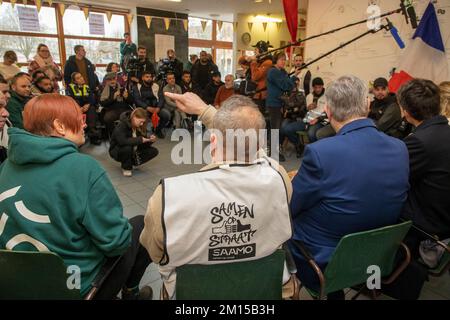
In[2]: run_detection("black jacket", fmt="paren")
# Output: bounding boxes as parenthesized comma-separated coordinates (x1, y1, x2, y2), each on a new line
(203, 81, 224, 105)
(109, 111, 148, 152)
(191, 60, 219, 90)
(402, 116, 450, 238)
(369, 94, 403, 138)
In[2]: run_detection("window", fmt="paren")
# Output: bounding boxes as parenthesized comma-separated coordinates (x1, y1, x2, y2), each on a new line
(216, 49, 233, 77)
(0, 3, 57, 34)
(0, 34, 60, 63)
(216, 22, 233, 42)
(188, 17, 212, 40)
(188, 47, 212, 56)
(63, 8, 125, 38)
(64, 39, 121, 65)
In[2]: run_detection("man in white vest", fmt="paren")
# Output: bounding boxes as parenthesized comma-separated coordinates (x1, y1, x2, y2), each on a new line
(290, 54, 312, 97)
(140, 94, 297, 299)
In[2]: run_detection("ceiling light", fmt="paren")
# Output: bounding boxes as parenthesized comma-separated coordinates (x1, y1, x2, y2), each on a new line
(253, 15, 282, 23)
(168, 0, 182, 2)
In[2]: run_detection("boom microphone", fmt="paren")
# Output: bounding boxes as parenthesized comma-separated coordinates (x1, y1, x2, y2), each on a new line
(386, 18, 405, 49)
(401, 0, 418, 29)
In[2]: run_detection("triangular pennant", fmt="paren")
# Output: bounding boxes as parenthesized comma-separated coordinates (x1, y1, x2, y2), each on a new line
(47, 0, 53, 6)
(82, 7, 89, 20)
(248, 22, 253, 32)
(183, 19, 188, 32)
(217, 21, 223, 32)
(233, 21, 238, 31)
(276, 22, 282, 32)
(106, 11, 112, 23)
(126, 13, 134, 26)
(35, 0, 42, 12)
(144, 16, 152, 29)
(164, 18, 171, 31)
(58, 3, 65, 16)
(262, 22, 268, 32)
(23, 0, 28, 5)
(201, 20, 207, 32)
(10, 0, 16, 8)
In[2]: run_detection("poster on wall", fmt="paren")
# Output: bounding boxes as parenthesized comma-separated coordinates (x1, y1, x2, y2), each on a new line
(89, 13, 105, 36)
(17, 6, 40, 32)
(155, 34, 175, 61)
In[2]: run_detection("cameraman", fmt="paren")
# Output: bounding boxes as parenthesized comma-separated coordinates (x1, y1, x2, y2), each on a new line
(166, 49, 184, 84)
(129, 46, 156, 84)
(100, 72, 133, 135)
(120, 32, 137, 71)
(131, 71, 170, 139)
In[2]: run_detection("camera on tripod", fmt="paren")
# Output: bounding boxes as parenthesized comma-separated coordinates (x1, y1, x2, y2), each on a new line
(156, 58, 176, 81)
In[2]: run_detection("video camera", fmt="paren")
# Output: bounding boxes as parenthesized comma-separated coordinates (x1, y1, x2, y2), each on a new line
(156, 58, 177, 81)
(124, 55, 142, 75)
(233, 78, 258, 97)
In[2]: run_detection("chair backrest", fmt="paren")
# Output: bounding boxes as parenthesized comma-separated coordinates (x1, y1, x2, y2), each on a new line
(176, 250, 285, 300)
(322, 221, 412, 295)
(0, 250, 80, 300)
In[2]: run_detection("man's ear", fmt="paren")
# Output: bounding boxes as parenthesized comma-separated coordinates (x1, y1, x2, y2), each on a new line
(52, 119, 65, 136)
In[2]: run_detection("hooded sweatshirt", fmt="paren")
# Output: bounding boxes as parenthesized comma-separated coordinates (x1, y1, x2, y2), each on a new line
(0, 128, 131, 296)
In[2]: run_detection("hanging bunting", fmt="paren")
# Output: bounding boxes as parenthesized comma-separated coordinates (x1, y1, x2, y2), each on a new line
(58, 3, 66, 17)
(217, 21, 223, 32)
(126, 13, 134, 26)
(183, 19, 188, 32)
(201, 20, 207, 32)
(82, 7, 89, 20)
(106, 11, 112, 23)
(248, 22, 253, 32)
(233, 21, 238, 31)
(262, 22, 268, 32)
(144, 16, 152, 29)
(47, 0, 53, 6)
(164, 18, 171, 31)
(276, 22, 282, 32)
(23, 0, 27, 5)
(10, 0, 16, 8)
(35, 0, 42, 12)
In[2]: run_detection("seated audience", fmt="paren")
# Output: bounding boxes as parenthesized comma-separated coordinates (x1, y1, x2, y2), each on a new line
(0, 94, 152, 299)
(214, 74, 235, 108)
(180, 70, 199, 94)
(0, 51, 21, 81)
(6, 73, 31, 129)
(31, 75, 54, 96)
(368, 77, 403, 138)
(288, 75, 409, 298)
(203, 71, 223, 105)
(399, 79, 450, 252)
(163, 72, 186, 128)
(131, 71, 170, 138)
(0, 76, 10, 164)
(109, 108, 158, 177)
(440, 81, 450, 123)
(28, 44, 63, 93)
(100, 72, 132, 135)
(142, 93, 297, 300)
(103, 62, 127, 88)
(66, 72, 101, 145)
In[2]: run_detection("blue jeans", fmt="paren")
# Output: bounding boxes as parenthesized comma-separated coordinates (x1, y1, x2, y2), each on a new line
(281, 120, 307, 145)
(307, 123, 324, 143)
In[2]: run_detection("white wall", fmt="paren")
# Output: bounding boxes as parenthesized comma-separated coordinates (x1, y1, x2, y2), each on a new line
(305, 0, 450, 86)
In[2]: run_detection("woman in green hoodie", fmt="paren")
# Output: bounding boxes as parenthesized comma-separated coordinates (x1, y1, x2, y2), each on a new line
(0, 94, 152, 299)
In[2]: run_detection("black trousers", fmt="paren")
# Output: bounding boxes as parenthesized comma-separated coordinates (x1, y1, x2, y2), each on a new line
(268, 107, 284, 148)
(94, 215, 152, 300)
(103, 104, 131, 136)
(111, 143, 159, 170)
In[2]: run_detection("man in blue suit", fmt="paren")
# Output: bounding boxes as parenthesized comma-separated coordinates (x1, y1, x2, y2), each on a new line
(288, 75, 410, 297)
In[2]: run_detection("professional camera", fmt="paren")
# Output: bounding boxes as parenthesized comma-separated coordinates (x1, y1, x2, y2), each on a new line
(124, 55, 141, 74)
(156, 58, 176, 81)
(281, 90, 307, 120)
(233, 78, 257, 97)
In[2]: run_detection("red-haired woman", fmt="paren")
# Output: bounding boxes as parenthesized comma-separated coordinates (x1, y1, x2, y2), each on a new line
(0, 94, 152, 299)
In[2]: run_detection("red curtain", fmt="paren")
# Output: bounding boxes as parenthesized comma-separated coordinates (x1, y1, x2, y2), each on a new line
(283, 0, 298, 42)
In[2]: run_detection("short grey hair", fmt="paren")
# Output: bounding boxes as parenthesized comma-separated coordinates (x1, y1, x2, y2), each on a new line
(212, 95, 266, 161)
(325, 75, 368, 122)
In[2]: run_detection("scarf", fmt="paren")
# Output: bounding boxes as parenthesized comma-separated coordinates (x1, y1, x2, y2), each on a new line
(33, 54, 60, 80)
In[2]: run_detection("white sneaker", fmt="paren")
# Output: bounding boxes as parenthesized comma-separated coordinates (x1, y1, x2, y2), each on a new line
(122, 170, 132, 177)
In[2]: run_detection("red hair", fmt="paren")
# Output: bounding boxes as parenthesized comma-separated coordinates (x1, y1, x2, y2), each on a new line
(23, 94, 83, 136)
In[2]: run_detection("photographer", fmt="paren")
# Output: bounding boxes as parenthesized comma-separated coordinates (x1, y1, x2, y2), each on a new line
(100, 72, 133, 135)
(129, 46, 156, 84)
(109, 108, 159, 177)
(120, 32, 137, 71)
(131, 71, 170, 138)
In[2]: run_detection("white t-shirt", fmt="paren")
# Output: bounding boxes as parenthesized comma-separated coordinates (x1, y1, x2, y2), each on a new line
(0, 63, 21, 81)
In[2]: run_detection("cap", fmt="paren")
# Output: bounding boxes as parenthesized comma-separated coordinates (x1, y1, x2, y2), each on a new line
(251, 41, 273, 53)
(373, 77, 388, 88)
(312, 77, 324, 86)
(104, 72, 116, 81)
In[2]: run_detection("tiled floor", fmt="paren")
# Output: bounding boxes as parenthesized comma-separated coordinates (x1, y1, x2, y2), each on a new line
(81, 135, 449, 300)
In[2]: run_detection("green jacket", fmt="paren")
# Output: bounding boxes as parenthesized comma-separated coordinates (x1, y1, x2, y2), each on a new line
(6, 91, 29, 129)
(0, 128, 132, 296)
